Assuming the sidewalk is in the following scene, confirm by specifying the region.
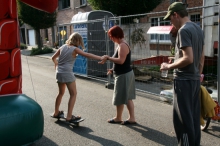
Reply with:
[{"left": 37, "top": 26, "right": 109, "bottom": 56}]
[{"left": 20, "top": 46, "right": 56, "bottom": 59}]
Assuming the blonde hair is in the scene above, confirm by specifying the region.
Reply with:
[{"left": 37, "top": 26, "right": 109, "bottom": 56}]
[{"left": 65, "top": 32, "right": 85, "bottom": 50}]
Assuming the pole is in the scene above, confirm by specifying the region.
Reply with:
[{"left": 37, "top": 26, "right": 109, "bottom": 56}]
[
  {"left": 104, "top": 16, "right": 113, "bottom": 89},
  {"left": 157, "top": 34, "right": 159, "bottom": 55},
  {"left": 202, "top": 0, "right": 205, "bottom": 30},
  {"left": 217, "top": 0, "right": 220, "bottom": 103},
  {"left": 25, "top": 24, "right": 28, "bottom": 45}
]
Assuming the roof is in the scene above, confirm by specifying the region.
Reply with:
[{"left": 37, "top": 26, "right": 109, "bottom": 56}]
[{"left": 70, "top": 10, "right": 114, "bottom": 23}]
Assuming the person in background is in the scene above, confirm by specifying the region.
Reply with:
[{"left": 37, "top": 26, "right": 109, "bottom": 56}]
[
  {"left": 168, "top": 27, "right": 178, "bottom": 63},
  {"left": 160, "top": 2, "right": 204, "bottom": 145},
  {"left": 51, "top": 32, "right": 102, "bottom": 122},
  {"left": 170, "top": 26, "right": 178, "bottom": 53},
  {"left": 100, "top": 25, "right": 136, "bottom": 125}
]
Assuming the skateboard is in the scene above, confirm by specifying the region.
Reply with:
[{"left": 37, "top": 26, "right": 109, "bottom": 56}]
[{"left": 50, "top": 112, "right": 84, "bottom": 126}]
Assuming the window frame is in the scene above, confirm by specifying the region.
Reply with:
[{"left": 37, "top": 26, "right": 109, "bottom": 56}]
[
  {"left": 190, "top": 13, "right": 201, "bottom": 27},
  {"left": 80, "top": 0, "right": 87, "bottom": 6},
  {"left": 150, "top": 13, "right": 201, "bottom": 44},
  {"left": 170, "top": 0, "right": 178, "bottom": 4},
  {"left": 150, "top": 17, "right": 171, "bottom": 44},
  {"left": 58, "top": 26, "right": 67, "bottom": 46},
  {"left": 58, "top": 0, "right": 70, "bottom": 10}
]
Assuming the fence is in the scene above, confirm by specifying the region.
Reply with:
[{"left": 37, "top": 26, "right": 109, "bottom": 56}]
[{"left": 58, "top": 10, "right": 219, "bottom": 100}]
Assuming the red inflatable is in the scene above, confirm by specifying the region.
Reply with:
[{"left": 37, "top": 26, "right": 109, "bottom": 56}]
[
  {"left": 0, "top": 1, "right": 57, "bottom": 145},
  {"left": 0, "top": 0, "right": 57, "bottom": 95}
]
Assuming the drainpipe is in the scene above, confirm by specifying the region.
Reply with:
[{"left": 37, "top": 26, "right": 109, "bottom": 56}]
[
  {"left": 25, "top": 24, "right": 28, "bottom": 45},
  {"left": 104, "top": 16, "right": 113, "bottom": 89},
  {"left": 218, "top": 0, "right": 220, "bottom": 103},
  {"left": 202, "top": 0, "right": 205, "bottom": 30}
]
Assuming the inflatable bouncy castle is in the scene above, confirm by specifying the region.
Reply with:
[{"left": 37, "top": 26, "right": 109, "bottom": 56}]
[{"left": 0, "top": 1, "right": 57, "bottom": 145}]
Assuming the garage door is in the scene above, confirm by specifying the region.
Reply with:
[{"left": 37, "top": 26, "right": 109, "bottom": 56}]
[{"left": 28, "top": 29, "right": 35, "bottom": 46}]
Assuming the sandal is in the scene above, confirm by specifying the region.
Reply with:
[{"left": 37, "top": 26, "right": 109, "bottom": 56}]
[
  {"left": 66, "top": 115, "right": 81, "bottom": 123},
  {"left": 50, "top": 111, "right": 64, "bottom": 118},
  {"left": 121, "top": 120, "right": 137, "bottom": 125},
  {"left": 108, "top": 118, "right": 122, "bottom": 124}
]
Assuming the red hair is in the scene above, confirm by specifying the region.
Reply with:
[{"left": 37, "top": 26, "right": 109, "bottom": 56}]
[{"left": 108, "top": 25, "right": 124, "bottom": 39}]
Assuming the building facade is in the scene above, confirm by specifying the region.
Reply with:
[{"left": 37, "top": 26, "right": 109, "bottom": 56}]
[
  {"left": 146, "top": 0, "right": 203, "bottom": 53},
  {"left": 40, "top": 0, "right": 92, "bottom": 48},
  {"left": 145, "top": 0, "right": 218, "bottom": 57},
  {"left": 32, "top": 0, "right": 218, "bottom": 57}
]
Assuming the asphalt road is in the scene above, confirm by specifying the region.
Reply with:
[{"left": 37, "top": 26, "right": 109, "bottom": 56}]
[{"left": 21, "top": 55, "right": 220, "bottom": 146}]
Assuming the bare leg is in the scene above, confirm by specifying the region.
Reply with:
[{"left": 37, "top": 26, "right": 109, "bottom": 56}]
[
  {"left": 108, "top": 104, "right": 124, "bottom": 122},
  {"left": 65, "top": 81, "right": 78, "bottom": 120},
  {"left": 53, "top": 83, "right": 66, "bottom": 116},
  {"left": 126, "top": 100, "right": 136, "bottom": 122}
]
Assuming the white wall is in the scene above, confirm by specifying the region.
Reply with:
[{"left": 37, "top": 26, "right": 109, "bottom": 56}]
[
  {"left": 203, "top": 0, "right": 219, "bottom": 57},
  {"left": 28, "top": 29, "right": 36, "bottom": 46}
]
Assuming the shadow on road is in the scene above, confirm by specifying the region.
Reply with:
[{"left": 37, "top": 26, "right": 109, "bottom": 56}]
[
  {"left": 31, "top": 136, "right": 58, "bottom": 146},
  {"left": 203, "top": 125, "right": 220, "bottom": 138},
  {"left": 54, "top": 120, "right": 123, "bottom": 146},
  {"left": 125, "top": 123, "right": 177, "bottom": 145}
]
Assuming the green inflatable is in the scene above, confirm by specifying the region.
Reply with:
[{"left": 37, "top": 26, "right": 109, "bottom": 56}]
[{"left": 0, "top": 94, "right": 44, "bottom": 146}]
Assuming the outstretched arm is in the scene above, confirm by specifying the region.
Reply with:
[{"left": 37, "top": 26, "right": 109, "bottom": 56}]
[{"left": 74, "top": 48, "right": 101, "bottom": 60}]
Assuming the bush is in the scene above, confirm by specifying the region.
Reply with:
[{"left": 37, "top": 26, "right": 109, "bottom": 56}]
[
  {"left": 42, "top": 46, "right": 53, "bottom": 54},
  {"left": 20, "top": 43, "right": 27, "bottom": 49},
  {"left": 148, "top": 66, "right": 160, "bottom": 72},
  {"left": 30, "top": 46, "right": 53, "bottom": 56}
]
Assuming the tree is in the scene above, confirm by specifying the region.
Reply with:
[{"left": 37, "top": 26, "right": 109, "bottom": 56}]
[
  {"left": 17, "top": 0, "right": 57, "bottom": 50},
  {"left": 87, "top": 0, "right": 162, "bottom": 16}
]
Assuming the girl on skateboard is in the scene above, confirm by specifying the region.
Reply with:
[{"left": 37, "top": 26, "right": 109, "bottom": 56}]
[{"left": 51, "top": 32, "right": 102, "bottom": 122}]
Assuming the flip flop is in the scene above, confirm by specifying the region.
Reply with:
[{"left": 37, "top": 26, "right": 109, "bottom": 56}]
[
  {"left": 108, "top": 118, "right": 122, "bottom": 124},
  {"left": 50, "top": 111, "right": 64, "bottom": 118},
  {"left": 121, "top": 120, "right": 137, "bottom": 125},
  {"left": 66, "top": 115, "right": 81, "bottom": 123}
]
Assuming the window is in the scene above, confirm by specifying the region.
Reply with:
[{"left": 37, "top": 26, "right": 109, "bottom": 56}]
[
  {"left": 150, "top": 17, "right": 171, "bottom": 43},
  {"left": 190, "top": 14, "right": 201, "bottom": 26},
  {"left": 170, "top": 0, "right": 178, "bottom": 4},
  {"left": 80, "top": 0, "right": 86, "bottom": 5},
  {"left": 44, "top": 29, "right": 48, "bottom": 41},
  {"left": 58, "top": 26, "right": 67, "bottom": 46},
  {"left": 58, "top": 0, "right": 70, "bottom": 10}
]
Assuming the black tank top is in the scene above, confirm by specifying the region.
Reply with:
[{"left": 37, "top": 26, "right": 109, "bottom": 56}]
[{"left": 112, "top": 43, "right": 132, "bottom": 75}]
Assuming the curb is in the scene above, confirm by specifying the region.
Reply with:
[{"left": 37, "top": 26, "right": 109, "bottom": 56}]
[{"left": 21, "top": 47, "right": 56, "bottom": 59}]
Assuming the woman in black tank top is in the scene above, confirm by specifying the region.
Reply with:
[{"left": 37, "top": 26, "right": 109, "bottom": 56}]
[{"left": 99, "top": 26, "right": 136, "bottom": 125}]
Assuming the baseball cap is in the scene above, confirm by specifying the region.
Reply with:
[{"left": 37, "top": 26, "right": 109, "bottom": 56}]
[{"left": 163, "top": 2, "right": 186, "bottom": 20}]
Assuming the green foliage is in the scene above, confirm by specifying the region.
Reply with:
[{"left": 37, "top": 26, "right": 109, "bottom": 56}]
[
  {"left": 87, "top": 0, "right": 162, "bottom": 16},
  {"left": 17, "top": 0, "right": 57, "bottom": 50},
  {"left": 30, "top": 46, "right": 53, "bottom": 56},
  {"left": 148, "top": 66, "right": 160, "bottom": 72},
  {"left": 18, "top": 19, "right": 24, "bottom": 26},
  {"left": 171, "top": 47, "right": 175, "bottom": 55},
  {"left": 130, "top": 28, "right": 146, "bottom": 45},
  {"left": 20, "top": 43, "right": 27, "bottom": 50},
  {"left": 17, "top": 1, "right": 57, "bottom": 30}
]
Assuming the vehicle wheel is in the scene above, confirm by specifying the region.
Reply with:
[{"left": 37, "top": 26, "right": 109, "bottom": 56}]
[{"left": 201, "top": 117, "right": 211, "bottom": 131}]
